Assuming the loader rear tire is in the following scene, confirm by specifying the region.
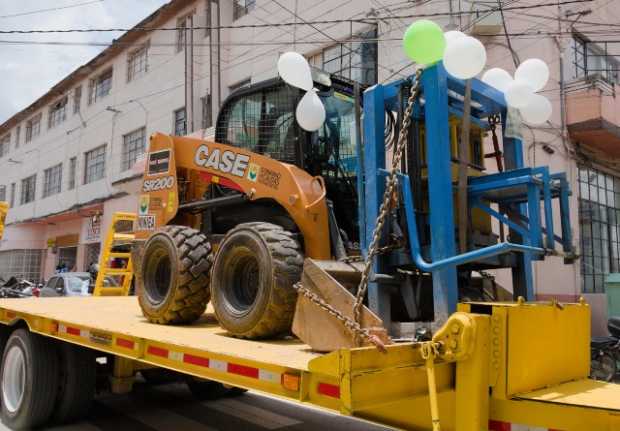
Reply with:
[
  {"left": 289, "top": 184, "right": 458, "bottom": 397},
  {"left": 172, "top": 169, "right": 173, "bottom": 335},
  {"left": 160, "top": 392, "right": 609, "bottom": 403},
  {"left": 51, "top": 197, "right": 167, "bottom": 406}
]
[
  {"left": 139, "top": 225, "right": 212, "bottom": 324},
  {"left": 211, "top": 222, "right": 302, "bottom": 339}
]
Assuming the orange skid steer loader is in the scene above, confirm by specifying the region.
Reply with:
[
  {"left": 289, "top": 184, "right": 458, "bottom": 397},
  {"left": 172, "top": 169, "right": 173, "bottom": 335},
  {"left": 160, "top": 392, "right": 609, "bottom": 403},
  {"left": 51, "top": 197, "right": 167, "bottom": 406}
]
[{"left": 133, "top": 75, "right": 382, "bottom": 349}]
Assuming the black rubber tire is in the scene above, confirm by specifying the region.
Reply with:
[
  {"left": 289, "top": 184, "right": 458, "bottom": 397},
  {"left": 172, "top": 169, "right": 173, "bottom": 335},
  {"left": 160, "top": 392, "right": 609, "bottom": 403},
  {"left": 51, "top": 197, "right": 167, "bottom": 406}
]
[
  {"left": 211, "top": 222, "right": 303, "bottom": 339},
  {"left": 0, "top": 329, "right": 60, "bottom": 429},
  {"left": 138, "top": 225, "right": 213, "bottom": 324},
  {"left": 185, "top": 376, "right": 247, "bottom": 400},
  {"left": 53, "top": 344, "right": 96, "bottom": 424}
]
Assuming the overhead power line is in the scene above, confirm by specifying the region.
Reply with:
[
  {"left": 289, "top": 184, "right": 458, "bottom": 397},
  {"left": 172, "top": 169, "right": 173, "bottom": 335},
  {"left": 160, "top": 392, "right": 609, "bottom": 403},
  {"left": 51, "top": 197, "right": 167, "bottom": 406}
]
[
  {"left": 4, "top": 29, "right": 620, "bottom": 49},
  {"left": 0, "top": 0, "right": 592, "bottom": 34},
  {"left": 0, "top": 0, "right": 103, "bottom": 19}
]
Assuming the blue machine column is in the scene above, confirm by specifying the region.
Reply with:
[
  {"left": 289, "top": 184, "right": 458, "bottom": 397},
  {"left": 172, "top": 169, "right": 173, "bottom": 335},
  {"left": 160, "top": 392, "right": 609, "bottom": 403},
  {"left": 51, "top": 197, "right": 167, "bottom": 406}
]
[
  {"left": 502, "top": 126, "right": 535, "bottom": 300},
  {"left": 421, "top": 65, "right": 458, "bottom": 320},
  {"left": 361, "top": 83, "right": 391, "bottom": 324}
]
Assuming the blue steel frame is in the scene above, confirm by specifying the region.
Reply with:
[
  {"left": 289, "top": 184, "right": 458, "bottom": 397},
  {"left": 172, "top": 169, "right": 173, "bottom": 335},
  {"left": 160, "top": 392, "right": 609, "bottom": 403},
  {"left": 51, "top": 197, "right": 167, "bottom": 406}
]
[{"left": 360, "top": 63, "right": 573, "bottom": 322}]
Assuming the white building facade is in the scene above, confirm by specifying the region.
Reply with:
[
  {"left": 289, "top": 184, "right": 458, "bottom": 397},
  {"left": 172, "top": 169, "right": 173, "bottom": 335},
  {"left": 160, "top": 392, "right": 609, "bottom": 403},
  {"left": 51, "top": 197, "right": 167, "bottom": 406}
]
[{"left": 0, "top": 0, "right": 618, "bottom": 333}]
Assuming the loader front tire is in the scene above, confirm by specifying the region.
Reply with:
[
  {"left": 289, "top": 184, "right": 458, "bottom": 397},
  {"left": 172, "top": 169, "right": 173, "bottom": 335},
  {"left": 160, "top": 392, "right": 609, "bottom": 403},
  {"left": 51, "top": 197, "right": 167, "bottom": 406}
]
[
  {"left": 211, "top": 222, "right": 302, "bottom": 339},
  {"left": 139, "top": 225, "right": 212, "bottom": 324}
]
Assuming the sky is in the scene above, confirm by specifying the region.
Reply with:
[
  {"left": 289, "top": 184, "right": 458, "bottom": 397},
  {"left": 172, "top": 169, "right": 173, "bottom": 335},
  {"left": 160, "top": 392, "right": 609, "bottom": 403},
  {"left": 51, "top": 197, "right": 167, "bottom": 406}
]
[{"left": 0, "top": 0, "right": 170, "bottom": 124}]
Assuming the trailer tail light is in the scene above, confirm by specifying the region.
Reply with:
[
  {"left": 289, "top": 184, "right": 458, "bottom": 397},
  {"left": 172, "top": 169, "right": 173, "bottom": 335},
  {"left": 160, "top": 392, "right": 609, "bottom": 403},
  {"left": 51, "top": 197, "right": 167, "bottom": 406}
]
[{"left": 281, "top": 373, "right": 300, "bottom": 392}]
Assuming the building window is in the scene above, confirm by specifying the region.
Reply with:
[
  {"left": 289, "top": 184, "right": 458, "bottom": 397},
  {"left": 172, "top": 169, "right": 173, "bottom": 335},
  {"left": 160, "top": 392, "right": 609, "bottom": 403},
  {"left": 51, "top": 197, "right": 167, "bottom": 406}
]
[
  {"left": 48, "top": 96, "right": 68, "bottom": 129},
  {"left": 122, "top": 127, "right": 146, "bottom": 171},
  {"left": 84, "top": 145, "right": 106, "bottom": 184},
  {"left": 173, "top": 108, "right": 187, "bottom": 136},
  {"left": 573, "top": 35, "right": 619, "bottom": 84},
  {"left": 0, "top": 135, "right": 10, "bottom": 158},
  {"left": 578, "top": 166, "right": 620, "bottom": 293},
  {"left": 201, "top": 94, "right": 213, "bottom": 129},
  {"left": 176, "top": 14, "right": 191, "bottom": 52},
  {"left": 20, "top": 175, "right": 36, "bottom": 205},
  {"left": 73, "top": 86, "right": 82, "bottom": 114},
  {"left": 233, "top": 0, "right": 255, "bottom": 20},
  {"left": 14, "top": 126, "right": 20, "bottom": 149},
  {"left": 88, "top": 69, "right": 113, "bottom": 105},
  {"left": 0, "top": 249, "right": 45, "bottom": 283},
  {"left": 0, "top": 186, "right": 6, "bottom": 202},
  {"left": 68, "top": 157, "right": 77, "bottom": 190},
  {"left": 42, "top": 163, "right": 62, "bottom": 198},
  {"left": 308, "top": 28, "right": 378, "bottom": 86},
  {"left": 127, "top": 43, "right": 149, "bottom": 82},
  {"left": 9, "top": 183, "right": 15, "bottom": 208},
  {"left": 25, "top": 114, "right": 42, "bottom": 143}
]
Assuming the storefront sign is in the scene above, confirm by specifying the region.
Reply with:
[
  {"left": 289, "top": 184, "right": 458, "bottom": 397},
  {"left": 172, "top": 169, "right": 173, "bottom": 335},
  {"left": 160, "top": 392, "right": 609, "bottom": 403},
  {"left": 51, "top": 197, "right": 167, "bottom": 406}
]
[{"left": 86, "top": 217, "right": 101, "bottom": 242}]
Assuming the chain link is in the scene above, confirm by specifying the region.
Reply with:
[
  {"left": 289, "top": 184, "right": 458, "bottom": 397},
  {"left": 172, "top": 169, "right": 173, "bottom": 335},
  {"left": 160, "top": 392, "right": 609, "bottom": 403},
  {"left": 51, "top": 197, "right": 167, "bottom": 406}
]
[
  {"left": 293, "top": 282, "right": 387, "bottom": 352},
  {"left": 352, "top": 69, "right": 424, "bottom": 329}
]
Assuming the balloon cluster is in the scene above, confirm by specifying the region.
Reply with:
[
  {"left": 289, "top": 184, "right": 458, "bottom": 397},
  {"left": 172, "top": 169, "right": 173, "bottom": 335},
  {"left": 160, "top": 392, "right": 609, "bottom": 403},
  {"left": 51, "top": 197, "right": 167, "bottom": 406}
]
[
  {"left": 277, "top": 52, "right": 326, "bottom": 132},
  {"left": 482, "top": 60, "right": 552, "bottom": 125},
  {"left": 402, "top": 21, "right": 486, "bottom": 79},
  {"left": 402, "top": 20, "right": 553, "bottom": 125}
]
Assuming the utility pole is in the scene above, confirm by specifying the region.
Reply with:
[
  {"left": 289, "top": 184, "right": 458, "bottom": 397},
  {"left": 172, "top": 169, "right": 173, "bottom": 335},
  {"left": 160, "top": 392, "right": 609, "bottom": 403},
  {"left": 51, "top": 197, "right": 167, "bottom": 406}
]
[{"left": 185, "top": 13, "right": 195, "bottom": 134}]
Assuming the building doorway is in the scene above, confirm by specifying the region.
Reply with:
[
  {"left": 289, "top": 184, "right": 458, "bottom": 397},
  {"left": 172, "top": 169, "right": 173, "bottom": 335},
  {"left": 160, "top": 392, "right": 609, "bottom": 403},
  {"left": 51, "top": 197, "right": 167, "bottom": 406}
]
[
  {"left": 57, "top": 247, "right": 77, "bottom": 272},
  {"left": 84, "top": 243, "right": 101, "bottom": 272}
]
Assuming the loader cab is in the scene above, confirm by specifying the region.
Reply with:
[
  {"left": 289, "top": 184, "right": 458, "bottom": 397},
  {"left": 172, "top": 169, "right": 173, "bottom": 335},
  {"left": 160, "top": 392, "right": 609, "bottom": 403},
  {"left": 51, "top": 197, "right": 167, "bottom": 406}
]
[{"left": 215, "top": 74, "right": 360, "bottom": 245}]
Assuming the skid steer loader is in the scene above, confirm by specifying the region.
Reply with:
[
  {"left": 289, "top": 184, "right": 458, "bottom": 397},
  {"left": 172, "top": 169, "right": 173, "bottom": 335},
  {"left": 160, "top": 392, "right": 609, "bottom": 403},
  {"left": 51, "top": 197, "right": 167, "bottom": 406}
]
[
  {"left": 134, "top": 72, "right": 373, "bottom": 343},
  {"left": 134, "top": 65, "right": 574, "bottom": 352}
]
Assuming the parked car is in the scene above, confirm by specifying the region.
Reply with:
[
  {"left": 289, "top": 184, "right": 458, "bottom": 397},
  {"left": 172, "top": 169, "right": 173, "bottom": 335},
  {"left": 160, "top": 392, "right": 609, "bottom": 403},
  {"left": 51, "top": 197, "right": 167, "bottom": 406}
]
[{"left": 39, "top": 273, "right": 92, "bottom": 297}]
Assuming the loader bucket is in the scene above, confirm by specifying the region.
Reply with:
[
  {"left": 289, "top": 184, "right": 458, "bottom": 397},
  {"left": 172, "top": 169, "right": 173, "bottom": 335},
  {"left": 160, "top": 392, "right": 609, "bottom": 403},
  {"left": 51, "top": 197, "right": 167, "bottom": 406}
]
[{"left": 292, "top": 259, "right": 390, "bottom": 352}]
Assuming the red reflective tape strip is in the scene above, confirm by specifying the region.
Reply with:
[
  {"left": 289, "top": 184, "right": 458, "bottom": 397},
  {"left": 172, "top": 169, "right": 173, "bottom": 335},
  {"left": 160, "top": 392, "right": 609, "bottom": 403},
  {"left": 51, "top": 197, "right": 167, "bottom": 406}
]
[
  {"left": 66, "top": 327, "right": 81, "bottom": 336},
  {"left": 317, "top": 383, "right": 340, "bottom": 399},
  {"left": 183, "top": 353, "right": 210, "bottom": 368},
  {"left": 147, "top": 346, "right": 169, "bottom": 358},
  {"left": 116, "top": 338, "right": 135, "bottom": 350},
  {"left": 227, "top": 363, "right": 259, "bottom": 379},
  {"left": 488, "top": 421, "right": 511, "bottom": 431}
]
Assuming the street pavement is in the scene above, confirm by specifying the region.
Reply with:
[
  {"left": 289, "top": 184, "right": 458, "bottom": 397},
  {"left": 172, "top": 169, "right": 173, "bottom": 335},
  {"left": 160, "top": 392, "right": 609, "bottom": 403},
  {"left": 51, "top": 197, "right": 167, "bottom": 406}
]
[{"left": 1, "top": 382, "right": 393, "bottom": 431}]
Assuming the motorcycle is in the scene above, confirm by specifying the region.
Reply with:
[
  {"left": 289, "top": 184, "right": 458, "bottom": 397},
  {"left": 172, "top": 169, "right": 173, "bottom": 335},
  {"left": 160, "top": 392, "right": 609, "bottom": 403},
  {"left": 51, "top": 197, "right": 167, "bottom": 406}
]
[
  {"left": 0, "top": 277, "right": 41, "bottom": 298},
  {"left": 590, "top": 317, "right": 620, "bottom": 382}
]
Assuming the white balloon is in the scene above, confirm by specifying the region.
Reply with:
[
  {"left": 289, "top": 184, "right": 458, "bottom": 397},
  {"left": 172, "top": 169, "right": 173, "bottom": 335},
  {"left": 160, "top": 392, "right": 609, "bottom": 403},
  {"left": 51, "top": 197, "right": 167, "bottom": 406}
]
[
  {"left": 505, "top": 80, "right": 534, "bottom": 109},
  {"left": 443, "top": 36, "right": 487, "bottom": 79},
  {"left": 444, "top": 30, "right": 466, "bottom": 44},
  {"left": 482, "top": 68, "right": 513, "bottom": 92},
  {"left": 515, "top": 58, "right": 549, "bottom": 92},
  {"left": 296, "top": 89, "right": 326, "bottom": 132},
  {"left": 277, "top": 52, "right": 313, "bottom": 91},
  {"left": 519, "top": 93, "right": 552, "bottom": 125}
]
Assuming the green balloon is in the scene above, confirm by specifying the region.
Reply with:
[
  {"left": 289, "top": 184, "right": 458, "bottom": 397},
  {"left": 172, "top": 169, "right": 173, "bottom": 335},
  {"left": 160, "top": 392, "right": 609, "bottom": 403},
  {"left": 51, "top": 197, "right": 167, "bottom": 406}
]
[{"left": 402, "top": 20, "right": 446, "bottom": 65}]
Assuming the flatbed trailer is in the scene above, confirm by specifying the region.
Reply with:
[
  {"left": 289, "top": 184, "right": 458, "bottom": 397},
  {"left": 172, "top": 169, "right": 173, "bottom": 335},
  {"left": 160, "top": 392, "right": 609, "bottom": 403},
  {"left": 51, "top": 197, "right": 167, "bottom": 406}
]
[{"left": 0, "top": 296, "right": 619, "bottom": 431}]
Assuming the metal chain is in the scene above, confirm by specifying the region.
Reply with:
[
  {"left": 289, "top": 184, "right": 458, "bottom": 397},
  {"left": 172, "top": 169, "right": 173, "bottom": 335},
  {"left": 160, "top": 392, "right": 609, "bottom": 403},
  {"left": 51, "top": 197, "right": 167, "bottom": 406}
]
[
  {"left": 352, "top": 69, "right": 424, "bottom": 327},
  {"left": 293, "top": 282, "right": 387, "bottom": 352}
]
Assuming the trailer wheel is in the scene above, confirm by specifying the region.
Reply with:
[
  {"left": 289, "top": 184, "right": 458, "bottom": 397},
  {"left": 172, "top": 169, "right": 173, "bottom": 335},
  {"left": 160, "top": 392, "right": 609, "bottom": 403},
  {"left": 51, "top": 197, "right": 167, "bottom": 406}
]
[
  {"left": 53, "top": 344, "right": 96, "bottom": 424},
  {"left": 211, "top": 222, "right": 302, "bottom": 339},
  {"left": 1, "top": 329, "right": 59, "bottom": 429},
  {"left": 185, "top": 376, "right": 247, "bottom": 400},
  {"left": 139, "top": 225, "right": 213, "bottom": 324}
]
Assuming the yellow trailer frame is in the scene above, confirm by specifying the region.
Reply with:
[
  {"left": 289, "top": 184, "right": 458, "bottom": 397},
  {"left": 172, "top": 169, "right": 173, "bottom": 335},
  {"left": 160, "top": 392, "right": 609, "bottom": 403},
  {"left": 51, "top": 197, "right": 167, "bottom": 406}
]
[{"left": 0, "top": 296, "right": 618, "bottom": 431}]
